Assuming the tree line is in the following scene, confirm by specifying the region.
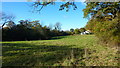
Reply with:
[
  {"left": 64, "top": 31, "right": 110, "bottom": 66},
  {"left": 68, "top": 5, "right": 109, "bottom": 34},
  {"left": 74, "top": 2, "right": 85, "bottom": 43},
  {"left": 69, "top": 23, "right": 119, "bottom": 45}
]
[
  {"left": 1, "top": 19, "right": 74, "bottom": 41},
  {"left": 1, "top": 19, "right": 90, "bottom": 41}
]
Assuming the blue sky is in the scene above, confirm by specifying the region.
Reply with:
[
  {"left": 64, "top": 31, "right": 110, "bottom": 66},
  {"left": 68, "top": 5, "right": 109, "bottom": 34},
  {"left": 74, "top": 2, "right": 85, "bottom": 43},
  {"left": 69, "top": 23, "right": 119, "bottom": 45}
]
[{"left": 2, "top": 2, "right": 88, "bottom": 31}]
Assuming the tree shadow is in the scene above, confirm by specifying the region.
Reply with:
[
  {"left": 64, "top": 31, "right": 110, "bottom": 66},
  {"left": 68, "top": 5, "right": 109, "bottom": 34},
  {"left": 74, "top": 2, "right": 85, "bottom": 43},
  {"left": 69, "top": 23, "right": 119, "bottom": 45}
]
[
  {"left": 2, "top": 42, "right": 85, "bottom": 67},
  {"left": 50, "top": 36, "right": 67, "bottom": 40}
]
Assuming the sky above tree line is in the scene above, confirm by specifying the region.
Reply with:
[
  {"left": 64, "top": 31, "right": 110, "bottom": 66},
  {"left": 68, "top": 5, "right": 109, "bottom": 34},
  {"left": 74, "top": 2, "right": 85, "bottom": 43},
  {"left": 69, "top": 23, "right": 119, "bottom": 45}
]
[{"left": 1, "top": 2, "right": 88, "bottom": 31}]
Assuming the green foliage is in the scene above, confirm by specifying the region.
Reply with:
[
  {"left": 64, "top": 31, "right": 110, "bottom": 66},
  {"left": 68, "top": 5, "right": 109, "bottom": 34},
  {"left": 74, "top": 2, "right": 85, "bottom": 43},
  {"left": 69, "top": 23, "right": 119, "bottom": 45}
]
[
  {"left": 64, "top": 30, "right": 72, "bottom": 35},
  {"left": 32, "top": 1, "right": 77, "bottom": 12},
  {"left": 74, "top": 28, "right": 80, "bottom": 34},
  {"left": 86, "top": 18, "right": 120, "bottom": 46},
  {"left": 59, "top": 2, "right": 77, "bottom": 12},
  {"left": 70, "top": 28, "right": 74, "bottom": 35},
  {"left": 83, "top": 2, "right": 120, "bottom": 46},
  {"left": 83, "top": 2, "right": 120, "bottom": 19},
  {"left": 70, "top": 28, "right": 74, "bottom": 32},
  {"left": 79, "top": 28, "right": 86, "bottom": 33}
]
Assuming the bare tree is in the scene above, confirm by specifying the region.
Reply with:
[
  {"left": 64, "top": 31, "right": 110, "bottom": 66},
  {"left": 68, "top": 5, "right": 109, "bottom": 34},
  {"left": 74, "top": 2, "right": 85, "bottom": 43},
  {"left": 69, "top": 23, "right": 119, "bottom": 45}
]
[
  {"left": 0, "top": 12, "right": 15, "bottom": 28},
  {"left": 6, "top": 21, "right": 15, "bottom": 28},
  {"left": 54, "top": 22, "right": 62, "bottom": 31}
]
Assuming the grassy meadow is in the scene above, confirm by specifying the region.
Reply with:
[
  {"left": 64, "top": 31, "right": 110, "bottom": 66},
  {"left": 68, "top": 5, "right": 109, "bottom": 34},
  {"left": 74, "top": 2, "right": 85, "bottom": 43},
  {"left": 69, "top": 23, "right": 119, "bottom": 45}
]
[{"left": 2, "top": 35, "right": 119, "bottom": 66}]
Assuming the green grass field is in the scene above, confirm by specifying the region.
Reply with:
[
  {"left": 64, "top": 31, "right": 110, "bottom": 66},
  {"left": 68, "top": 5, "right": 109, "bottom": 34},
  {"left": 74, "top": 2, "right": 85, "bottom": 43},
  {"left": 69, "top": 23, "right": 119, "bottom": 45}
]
[{"left": 2, "top": 35, "right": 119, "bottom": 66}]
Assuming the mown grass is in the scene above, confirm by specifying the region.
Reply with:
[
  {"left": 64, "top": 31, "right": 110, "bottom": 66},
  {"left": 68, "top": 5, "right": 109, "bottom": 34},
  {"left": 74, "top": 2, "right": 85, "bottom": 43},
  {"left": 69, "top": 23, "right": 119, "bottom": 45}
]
[{"left": 1, "top": 35, "right": 119, "bottom": 67}]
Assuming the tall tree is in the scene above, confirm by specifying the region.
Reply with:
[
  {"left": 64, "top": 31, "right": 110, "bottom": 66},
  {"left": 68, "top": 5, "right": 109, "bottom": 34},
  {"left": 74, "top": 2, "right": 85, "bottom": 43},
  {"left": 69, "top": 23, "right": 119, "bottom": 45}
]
[
  {"left": 70, "top": 28, "right": 74, "bottom": 32},
  {"left": 74, "top": 28, "right": 80, "bottom": 34}
]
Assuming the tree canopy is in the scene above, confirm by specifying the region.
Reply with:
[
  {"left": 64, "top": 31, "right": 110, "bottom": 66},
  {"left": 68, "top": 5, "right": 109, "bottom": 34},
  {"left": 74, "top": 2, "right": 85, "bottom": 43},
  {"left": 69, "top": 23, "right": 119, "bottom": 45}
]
[{"left": 83, "top": 2, "right": 120, "bottom": 20}]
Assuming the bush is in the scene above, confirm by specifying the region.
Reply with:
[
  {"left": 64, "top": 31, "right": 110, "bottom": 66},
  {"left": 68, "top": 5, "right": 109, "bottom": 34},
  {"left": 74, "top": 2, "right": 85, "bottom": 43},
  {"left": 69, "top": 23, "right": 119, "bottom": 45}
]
[
  {"left": 74, "top": 28, "right": 80, "bottom": 34},
  {"left": 79, "top": 28, "right": 86, "bottom": 33},
  {"left": 86, "top": 18, "right": 120, "bottom": 46}
]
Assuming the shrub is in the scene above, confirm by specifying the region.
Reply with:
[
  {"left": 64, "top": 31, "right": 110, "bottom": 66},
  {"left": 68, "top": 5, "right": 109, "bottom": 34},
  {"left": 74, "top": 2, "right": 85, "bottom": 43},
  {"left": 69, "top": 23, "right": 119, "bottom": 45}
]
[
  {"left": 74, "top": 28, "right": 80, "bottom": 34},
  {"left": 79, "top": 28, "right": 86, "bottom": 33},
  {"left": 86, "top": 18, "right": 120, "bottom": 46}
]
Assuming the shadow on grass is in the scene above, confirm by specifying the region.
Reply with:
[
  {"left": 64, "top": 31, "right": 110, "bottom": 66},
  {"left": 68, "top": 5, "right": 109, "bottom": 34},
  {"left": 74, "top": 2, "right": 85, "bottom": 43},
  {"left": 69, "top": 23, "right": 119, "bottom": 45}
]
[
  {"left": 2, "top": 43, "right": 85, "bottom": 67},
  {"left": 50, "top": 36, "right": 67, "bottom": 40}
]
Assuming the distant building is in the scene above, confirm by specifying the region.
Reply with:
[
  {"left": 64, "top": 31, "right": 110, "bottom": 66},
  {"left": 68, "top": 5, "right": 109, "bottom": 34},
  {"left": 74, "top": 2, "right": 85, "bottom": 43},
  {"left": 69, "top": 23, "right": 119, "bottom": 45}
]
[{"left": 80, "top": 30, "right": 91, "bottom": 35}]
